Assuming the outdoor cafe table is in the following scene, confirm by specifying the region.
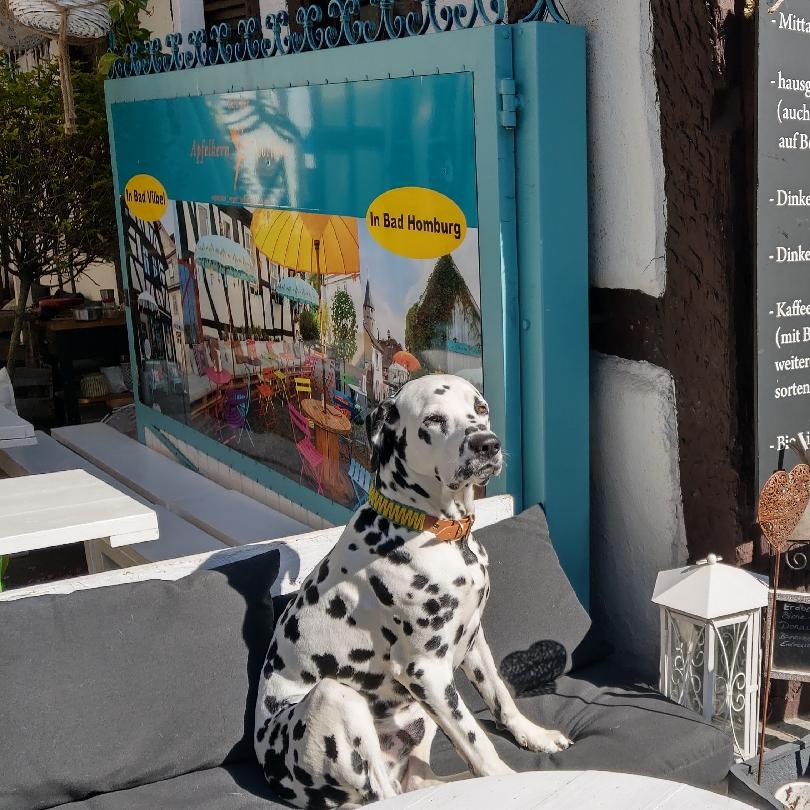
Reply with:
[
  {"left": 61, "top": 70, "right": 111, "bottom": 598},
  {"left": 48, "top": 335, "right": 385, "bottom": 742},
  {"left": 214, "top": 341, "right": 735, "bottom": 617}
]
[
  {"left": 370, "top": 771, "right": 753, "bottom": 809},
  {"left": 300, "top": 398, "right": 352, "bottom": 501},
  {"left": 0, "top": 470, "right": 159, "bottom": 582}
]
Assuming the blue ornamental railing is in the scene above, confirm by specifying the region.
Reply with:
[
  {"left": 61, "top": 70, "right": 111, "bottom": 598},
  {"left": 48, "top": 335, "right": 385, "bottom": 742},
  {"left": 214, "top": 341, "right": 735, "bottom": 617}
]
[{"left": 107, "top": 0, "right": 568, "bottom": 78}]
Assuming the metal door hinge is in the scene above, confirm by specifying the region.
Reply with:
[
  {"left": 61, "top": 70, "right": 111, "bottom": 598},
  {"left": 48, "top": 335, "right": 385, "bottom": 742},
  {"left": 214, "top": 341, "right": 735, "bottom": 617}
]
[{"left": 499, "top": 78, "right": 520, "bottom": 129}]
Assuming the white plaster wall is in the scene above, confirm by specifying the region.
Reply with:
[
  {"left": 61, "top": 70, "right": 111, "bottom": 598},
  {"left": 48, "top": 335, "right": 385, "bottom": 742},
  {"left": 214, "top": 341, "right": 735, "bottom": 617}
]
[
  {"left": 142, "top": 0, "right": 204, "bottom": 41},
  {"left": 564, "top": 0, "right": 667, "bottom": 296},
  {"left": 590, "top": 352, "right": 687, "bottom": 677}
]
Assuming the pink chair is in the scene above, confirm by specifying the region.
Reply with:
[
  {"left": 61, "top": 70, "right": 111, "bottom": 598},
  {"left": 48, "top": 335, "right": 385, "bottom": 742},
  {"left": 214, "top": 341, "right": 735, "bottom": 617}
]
[{"left": 288, "top": 402, "right": 324, "bottom": 494}]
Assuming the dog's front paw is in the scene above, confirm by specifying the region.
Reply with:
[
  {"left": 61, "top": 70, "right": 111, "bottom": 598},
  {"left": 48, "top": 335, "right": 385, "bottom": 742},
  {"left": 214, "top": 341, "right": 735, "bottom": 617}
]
[{"left": 513, "top": 723, "right": 572, "bottom": 753}]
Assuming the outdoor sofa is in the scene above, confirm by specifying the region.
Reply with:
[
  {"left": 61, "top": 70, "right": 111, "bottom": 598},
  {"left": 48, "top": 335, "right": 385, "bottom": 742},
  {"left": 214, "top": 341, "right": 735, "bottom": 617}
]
[{"left": 0, "top": 502, "right": 733, "bottom": 810}]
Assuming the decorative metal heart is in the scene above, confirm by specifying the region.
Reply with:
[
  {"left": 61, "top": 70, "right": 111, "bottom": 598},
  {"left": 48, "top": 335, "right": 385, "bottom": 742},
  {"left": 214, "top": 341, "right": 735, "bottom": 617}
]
[{"left": 758, "top": 464, "right": 810, "bottom": 550}]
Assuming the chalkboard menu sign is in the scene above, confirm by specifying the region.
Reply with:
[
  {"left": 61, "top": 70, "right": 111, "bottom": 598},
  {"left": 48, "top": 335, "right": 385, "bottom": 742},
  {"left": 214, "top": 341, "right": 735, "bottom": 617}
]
[
  {"left": 757, "top": 0, "right": 810, "bottom": 485},
  {"left": 773, "top": 597, "right": 810, "bottom": 675}
]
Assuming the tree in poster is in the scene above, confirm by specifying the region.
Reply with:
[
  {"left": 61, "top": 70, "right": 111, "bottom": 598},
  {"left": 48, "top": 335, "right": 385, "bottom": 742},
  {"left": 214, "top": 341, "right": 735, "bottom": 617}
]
[
  {"left": 0, "top": 62, "right": 116, "bottom": 374},
  {"left": 331, "top": 289, "right": 358, "bottom": 368}
]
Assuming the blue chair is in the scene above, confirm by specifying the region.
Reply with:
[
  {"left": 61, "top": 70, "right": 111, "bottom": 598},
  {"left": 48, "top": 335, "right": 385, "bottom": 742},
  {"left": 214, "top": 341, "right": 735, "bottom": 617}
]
[{"left": 348, "top": 458, "right": 371, "bottom": 508}]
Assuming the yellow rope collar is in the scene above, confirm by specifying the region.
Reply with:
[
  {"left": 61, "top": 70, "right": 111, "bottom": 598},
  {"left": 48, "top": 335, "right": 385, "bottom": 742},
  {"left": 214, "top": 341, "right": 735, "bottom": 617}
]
[{"left": 367, "top": 486, "right": 475, "bottom": 541}]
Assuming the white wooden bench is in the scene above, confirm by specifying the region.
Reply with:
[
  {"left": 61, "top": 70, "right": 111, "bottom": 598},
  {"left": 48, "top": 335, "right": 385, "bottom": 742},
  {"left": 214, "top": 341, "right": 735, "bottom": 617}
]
[
  {"left": 0, "top": 404, "right": 36, "bottom": 450},
  {"left": 0, "top": 494, "right": 514, "bottom": 602},
  {"left": 52, "top": 423, "right": 310, "bottom": 545},
  {"left": 0, "top": 431, "right": 227, "bottom": 571}
]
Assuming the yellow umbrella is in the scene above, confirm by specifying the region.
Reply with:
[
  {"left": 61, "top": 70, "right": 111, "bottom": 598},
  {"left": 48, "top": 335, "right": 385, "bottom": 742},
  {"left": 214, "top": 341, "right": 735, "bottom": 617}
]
[
  {"left": 250, "top": 210, "right": 359, "bottom": 278},
  {"left": 251, "top": 210, "right": 360, "bottom": 408}
]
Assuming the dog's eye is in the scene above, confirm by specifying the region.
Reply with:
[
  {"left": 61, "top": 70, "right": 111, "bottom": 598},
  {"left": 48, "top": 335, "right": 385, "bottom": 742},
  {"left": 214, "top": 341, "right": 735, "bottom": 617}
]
[
  {"left": 474, "top": 401, "right": 489, "bottom": 416},
  {"left": 423, "top": 413, "right": 446, "bottom": 427}
]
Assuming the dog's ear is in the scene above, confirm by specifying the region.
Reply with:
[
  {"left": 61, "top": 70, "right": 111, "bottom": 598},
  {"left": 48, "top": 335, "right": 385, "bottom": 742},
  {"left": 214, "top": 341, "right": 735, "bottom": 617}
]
[{"left": 365, "top": 396, "right": 398, "bottom": 470}]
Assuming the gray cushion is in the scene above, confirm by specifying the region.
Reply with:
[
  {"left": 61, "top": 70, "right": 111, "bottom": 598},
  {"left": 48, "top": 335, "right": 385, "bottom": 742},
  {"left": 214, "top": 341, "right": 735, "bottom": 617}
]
[
  {"left": 434, "top": 660, "right": 734, "bottom": 787},
  {"left": 460, "top": 506, "right": 608, "bottom": 710},
  {"left": 52, "top": 762, "right": 290, "bottom": 810},
  {"left": 0, "top": 550, "right": 280, "bottom": 810}
]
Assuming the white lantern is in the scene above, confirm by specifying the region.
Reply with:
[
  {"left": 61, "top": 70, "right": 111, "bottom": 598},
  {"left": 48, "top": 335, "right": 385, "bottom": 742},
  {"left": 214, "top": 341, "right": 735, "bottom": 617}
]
[{"left": 652, "top": 554, "right": 769, "bottom": 760}]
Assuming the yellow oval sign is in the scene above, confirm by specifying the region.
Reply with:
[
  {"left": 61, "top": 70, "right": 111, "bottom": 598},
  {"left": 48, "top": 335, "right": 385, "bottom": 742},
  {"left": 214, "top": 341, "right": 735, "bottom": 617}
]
[
  {"left": 124, "top": 174, "right": 168, "bottom": 222},
  {"left": 366, "top": 187, "right": 467, "bottom": 259}
]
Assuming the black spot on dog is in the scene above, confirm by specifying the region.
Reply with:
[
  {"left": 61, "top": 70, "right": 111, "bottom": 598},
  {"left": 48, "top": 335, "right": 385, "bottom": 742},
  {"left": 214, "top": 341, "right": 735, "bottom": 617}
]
[
  {"left": 347, "top": 617, "right": 357, "bottom": 626},
  {"left": 493, "top": 697, "right": 503, "bottom": 723},
  {"left": 256, "top": 718, "right": 271, "bottom": 742},
  {"left": 351, "top": 750, "right": 365, "bottom": 775},
  {"left": 423, "top": 598, "right": 441, "bottom": 615},
  {"left": 323, "top": 735, "right": 339, "bottom": 762},
  {"left": 410, "top": 682, "right": 427, "bottom": 701},
  {"left": 326, "top": 595, "right": 347, "bottom": 619},
  {"left": 354, "top": 507, "right": 376, "bottom": 534},
  {"left": 264, "top": 695, "right": 281, "bottom": 715},
  {"left": 311, "top": 653, "right": 339, "bottom": 678},
  {"left": 412, "top": 574, "right": 428, "bottom": 590},
  {"left": 293, "top": 764, "right": 314, "bottom": 786},
  {"left": 454, "top": 625, "right": 465, "bottom": 644},
  {"left": 417, "top": 617, "right": 430, "bottom": 627},
  {"left": 296, "top": 596, "right": 304, "bottom": 609},
  {"left": 348, "top": 543, "right": 358, "bottom": 551},
  {"left": 434, "top": 388, "right": 446, "bottom": 395},
  {"left": 305, "top": 784, "right": 349, "bottom": 806},
  {"left": 426, "top": 584, "right": 440, "bottom": 594},
  {"left": 284, "top": 615, "right": 300, "bottom": 642},
  {"left": 341, "top": 567, "right": 348, "bottom": 575},
  {"left": 337, "top": 665, "right": 355, "bottom": 679},
  {"left": 437, "top": 644, "right": 449, "bottom": 658},
  {"left": 349, "top": 648, "right": 375, "bottom": 663},
  {"left": 459, "top": 538, "right": 478, "bottom": 566},
  {"left": 392, "top": 680, "right": 410, "bottom": 696},
  {"left": 468, "top": 730, "right": 476, "bottom": 743},
  {"left": 272, "top": 652, "right": 285, "bottom": 671},
  {"left": 425, "top": 635, "right": 441, "bottom": 651},
  {"left": 353, "top": 736, "right": 361, "bottom": 747},
  {"left": 377, "top": 517, "right": 390, "bottom": 534},
  {"left": 406, "top": 662, "right": 424, "bottom": 679},
  {"left": 293, "top": 720, "right": 306, "bottom": 740},
  {"left": 305, "top": 584, "right": 320, "bottom": 604},
  {"left": 381, "top": 626, "right": 398, "bottom": 645},
  {"left": 403, "top": 717, "right": 426, "bottom": 746},
  {"left": 393, "top": 617, "right": 402, "bottom": 624},
  {"left": 263, "top": 747, "right": 290, "bottom": 782},
  {"left": 364, "top": 531, "right": 382, "bottom": 547},
  {"left": 316, "top": 560, "right": 329, "bottom": 583},
  {"left": 376, "top": 536, "right": 404, "bottom": 555},
  {"left": 403, "top": 621, "right": 414, "bottom": 635},
  {"left": 369, "top": 575, "right": 395, "bottom": 606},
  {"left": 354, "top": 671, "right": 385, "bottom": 691},
  {"left": 445, "top": 684, "right": 459, "bottom": 710},
  {"left": 453, "top": 576, "right": 466, "bottom": 586},
  {"left": 386, "top": 403, "right": 400, "bottom": 424},
  {"left": 301, "top": 670, "right": 316, "bottom": 684},
  {"left": 418, "top": 427, "right": 432, "bottom": 444},
  {"left": 431, "top": 615, "right": 447, "bottom": 630},
  {"left": 388, "top": 549, "right": 412, "bottom": 566}
]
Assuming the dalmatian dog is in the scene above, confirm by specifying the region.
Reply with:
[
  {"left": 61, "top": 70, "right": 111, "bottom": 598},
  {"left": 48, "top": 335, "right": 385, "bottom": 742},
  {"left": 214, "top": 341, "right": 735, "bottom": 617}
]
[{"left": 255, "top": 374, "right": 571, "bottom": 808}]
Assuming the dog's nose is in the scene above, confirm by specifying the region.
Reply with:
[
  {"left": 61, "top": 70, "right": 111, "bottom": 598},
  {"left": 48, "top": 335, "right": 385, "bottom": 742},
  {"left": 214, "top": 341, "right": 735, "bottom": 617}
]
[{"left": 468, "top": 432, "right": 501, "bottom": 457}]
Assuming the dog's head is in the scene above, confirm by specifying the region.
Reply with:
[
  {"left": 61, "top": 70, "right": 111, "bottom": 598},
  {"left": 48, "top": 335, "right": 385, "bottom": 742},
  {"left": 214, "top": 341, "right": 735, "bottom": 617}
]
[{"left": 366, "top": 374, "right": 503, "bottom": 490}]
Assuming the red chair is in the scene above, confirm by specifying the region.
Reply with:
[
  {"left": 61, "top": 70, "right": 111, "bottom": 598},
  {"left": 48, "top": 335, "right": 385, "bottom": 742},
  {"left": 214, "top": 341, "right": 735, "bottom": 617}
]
[{"left": 288, "top": 402, "right": 324, "bottom": 494}]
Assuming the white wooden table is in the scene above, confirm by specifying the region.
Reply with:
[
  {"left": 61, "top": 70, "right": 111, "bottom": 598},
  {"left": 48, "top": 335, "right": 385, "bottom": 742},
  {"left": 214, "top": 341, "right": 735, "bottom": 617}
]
[
  {"left": 369, "top": 772, "right": 750, "bottom": 809},
  {"left": 0, "top": 469, "right": 159, "bottom": 556},
  {"left": 0, "top": 404, "right": 35, "bottom": 450}
]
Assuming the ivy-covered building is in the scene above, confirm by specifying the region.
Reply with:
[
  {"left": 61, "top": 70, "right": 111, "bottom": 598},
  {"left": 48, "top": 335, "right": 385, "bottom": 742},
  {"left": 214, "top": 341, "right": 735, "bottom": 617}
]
[{"left": 405, "top": 254, "right": 482, "bottom": 376}]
